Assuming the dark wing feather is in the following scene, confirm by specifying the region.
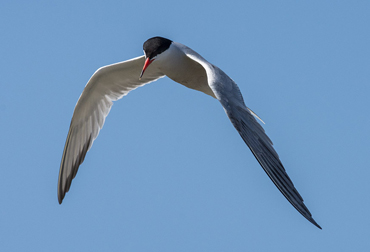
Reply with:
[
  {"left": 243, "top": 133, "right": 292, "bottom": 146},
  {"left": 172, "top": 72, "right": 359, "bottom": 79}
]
[{"left": 184, "top": 49, "right": 321, "bottom": 229}]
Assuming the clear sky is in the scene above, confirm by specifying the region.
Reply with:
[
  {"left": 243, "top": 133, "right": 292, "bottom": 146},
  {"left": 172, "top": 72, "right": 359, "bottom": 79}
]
[{"left": 1, "top": 1, "right": 369, "bottom": 251}]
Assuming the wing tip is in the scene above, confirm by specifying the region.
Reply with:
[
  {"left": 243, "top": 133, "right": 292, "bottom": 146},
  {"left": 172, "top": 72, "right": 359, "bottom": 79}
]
[
  {"left": 309, "top": 218, "right": 322, "bottom": 229},
  {"left": 58, "top": 195, "right": 64, "bottom": 204},
  {"left": 57, "top": 182, "right": 66, "bottom": 204},
  {"left": 57, "top": 131, "right": 93, "bottom": 205}
]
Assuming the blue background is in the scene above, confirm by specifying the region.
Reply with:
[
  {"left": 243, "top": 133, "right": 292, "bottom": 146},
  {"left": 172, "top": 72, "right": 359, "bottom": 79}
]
[{"left": 1, "top": 1, "right": 369, "bottom": 251}]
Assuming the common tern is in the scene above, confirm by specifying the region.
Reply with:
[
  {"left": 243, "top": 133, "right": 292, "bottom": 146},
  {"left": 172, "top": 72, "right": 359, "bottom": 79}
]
[{"left": 58, "top": 36, "right": 321, "bottom": 229}]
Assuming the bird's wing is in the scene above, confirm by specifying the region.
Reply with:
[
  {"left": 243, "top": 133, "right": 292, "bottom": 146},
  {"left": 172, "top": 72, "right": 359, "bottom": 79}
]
[
  {"left": 58, "top": 55, "right": 165, "bottom": 203},
  {"left": 183, "top": 46, "right": 321, "bottom": 229}
]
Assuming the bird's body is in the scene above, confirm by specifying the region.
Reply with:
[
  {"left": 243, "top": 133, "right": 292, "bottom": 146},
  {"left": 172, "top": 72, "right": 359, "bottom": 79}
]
[
  {"left": 58, "top": 37, "right": 321, "bottom": 229},
  {"left": 151, "top": 42, "right": 215, "bottom": 97}
]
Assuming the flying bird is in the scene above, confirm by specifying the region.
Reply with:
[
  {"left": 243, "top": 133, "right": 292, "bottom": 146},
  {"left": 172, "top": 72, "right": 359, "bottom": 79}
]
[{"left": 58, "top": 36, "right": 321, "bottom": 229}]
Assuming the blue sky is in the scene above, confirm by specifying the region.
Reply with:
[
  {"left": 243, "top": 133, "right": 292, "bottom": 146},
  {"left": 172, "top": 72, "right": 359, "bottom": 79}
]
[{"left": 1, "top": 1, "right": 370, "bottom": 251}]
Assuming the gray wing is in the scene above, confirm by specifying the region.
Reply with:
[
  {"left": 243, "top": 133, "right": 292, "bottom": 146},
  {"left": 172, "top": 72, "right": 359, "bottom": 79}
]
[
  {"left": 184, "top": 48, "right": 321, "bottom": 229},
  {"left": 58, "top": 55, "right": 165, "bottom": 204}
]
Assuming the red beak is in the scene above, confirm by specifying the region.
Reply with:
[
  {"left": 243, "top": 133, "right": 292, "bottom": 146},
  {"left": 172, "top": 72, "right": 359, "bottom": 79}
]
[{"left": 139, "top": 58, "right": 154, "bottom": 80}]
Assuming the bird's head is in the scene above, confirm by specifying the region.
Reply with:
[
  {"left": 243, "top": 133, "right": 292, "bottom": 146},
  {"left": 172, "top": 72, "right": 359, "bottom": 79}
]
[{"left": 139, "top": 36, "right": 172, "bottom": 79}]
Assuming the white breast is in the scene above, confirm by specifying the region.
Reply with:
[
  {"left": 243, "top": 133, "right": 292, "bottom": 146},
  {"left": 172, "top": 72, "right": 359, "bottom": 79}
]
[{"left": 154, "top": 43, "right": 216, "bottom": 98}]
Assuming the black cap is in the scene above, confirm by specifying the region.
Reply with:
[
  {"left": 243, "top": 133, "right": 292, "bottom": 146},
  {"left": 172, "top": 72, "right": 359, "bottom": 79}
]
[{"left": 143, "top": 37, "right": 172, "bottom": 59}]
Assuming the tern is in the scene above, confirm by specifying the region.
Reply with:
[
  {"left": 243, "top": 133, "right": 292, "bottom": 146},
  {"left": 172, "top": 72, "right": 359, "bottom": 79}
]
[{"left": 58, "top": 36, "right": 321, "bottom": 229}]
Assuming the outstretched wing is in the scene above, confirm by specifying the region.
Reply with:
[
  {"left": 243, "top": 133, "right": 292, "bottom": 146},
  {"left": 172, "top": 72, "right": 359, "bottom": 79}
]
[
  {"left": 58, "top": 56, "right": 165, "bottom": 203},
  {"left": 183, "top": 46, "right": 321, "bottom": 229}
]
